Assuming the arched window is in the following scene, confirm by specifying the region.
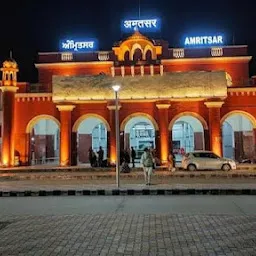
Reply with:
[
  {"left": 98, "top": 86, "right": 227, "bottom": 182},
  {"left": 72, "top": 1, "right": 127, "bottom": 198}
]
[
  {"left": 133, "top": 48, "right": 142, "bottom": 62},
  {"left": 145, "top": 50, "right": 152, "bottom": 62},
  {"left": 124, "top": 51, "right": 129, "bottom": 61}
]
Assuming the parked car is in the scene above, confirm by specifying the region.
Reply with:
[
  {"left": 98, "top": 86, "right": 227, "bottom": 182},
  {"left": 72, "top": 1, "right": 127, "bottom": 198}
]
[{"left": 181, "top": 151, "right": 236, "bottom": 171}]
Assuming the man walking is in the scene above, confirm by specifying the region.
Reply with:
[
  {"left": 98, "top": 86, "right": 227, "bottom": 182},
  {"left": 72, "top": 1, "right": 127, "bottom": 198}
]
[{"left": 140, "top": 148, "right": 154, "bottom": 185}]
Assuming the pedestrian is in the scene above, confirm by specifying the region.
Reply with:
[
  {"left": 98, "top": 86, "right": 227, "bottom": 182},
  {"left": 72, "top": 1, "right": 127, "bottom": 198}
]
[
  {"left": 124, "top": 149, "right": 130, "bottom": 164},
  {"left": 97, "top": 146, "right": 104, "bottom": 167},
  {"left": 168, "top": 151, "right": 175, "bottom": 172},
  {"left": 88, "top": 147, "right": 94, "bottom": 167},
  {"left": 92, "top": 151, "right": 97, "bottom": 167},
  {"left": 131, "top": 147, "right": 136, "bottom": 168},
  {"left": 141, "top": 148, "right": 154, "bottom": 185}
]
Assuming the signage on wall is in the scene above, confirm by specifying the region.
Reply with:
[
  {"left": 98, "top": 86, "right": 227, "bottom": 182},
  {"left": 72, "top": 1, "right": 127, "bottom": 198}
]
[
  {"left": 121, "top": 18, "right": 161, "bottom": 33},
  {"left": 60, "top": 39, "right": 98, "bottom": 52},
  {"left": 184, "top": 35, "right": 224, "bottom": 46}
]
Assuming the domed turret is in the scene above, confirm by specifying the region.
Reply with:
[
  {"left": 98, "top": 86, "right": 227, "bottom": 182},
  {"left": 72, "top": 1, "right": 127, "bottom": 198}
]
[
  {"left": 1, "top": 53, "right": 19, "bottom": 87},
  {"left": 3, "top": 58, "right": 18, "bottom": 69}
]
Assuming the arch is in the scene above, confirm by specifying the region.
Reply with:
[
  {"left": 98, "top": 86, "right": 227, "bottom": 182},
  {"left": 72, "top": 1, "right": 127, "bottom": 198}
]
[
  {"left": 124, "top": 50, "right": 130, "bottom": 61},
  {"left": 122, "top": 45, "right": 130, "bottom": 61},
  {"left": 143, "top": 44, "right": 154, "bottom": 60},
  {"left": 120, "top": 112, "right": 159, "bottom": 132},
  {"left": 72, "top": 114, "right": 110, "bottom": 132},
  {"left": 130, "top": 43, "right": 143, "bottom": 60},
  {"left": 26, "top": 115, "right": 60, "bottom": 134},
  {"left": 133, "top": 48, "right": 143, "bottom": 62},
  {"left": 169, "top": 112, "right": 208, "bottom": 131},
  {"left": 221, "top": 110, "right": 256, "bottom": 129}
]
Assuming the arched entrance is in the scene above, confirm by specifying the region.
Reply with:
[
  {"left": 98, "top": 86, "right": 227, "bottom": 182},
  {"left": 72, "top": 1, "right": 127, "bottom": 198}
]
[
  {"left": 170, "top": 114, "right": 205, "bottom": 162},
  {"left": 26, "top": 116, "right": 60, "bottom": 165},
  {"left": 121, "top": 114, "right": 158, "bottom": 162},
  {"left": 73, "top": 115, "right": 109, "bottom": 165},
  {"left": 221, "top": 112, "right": 256, "bottom": 162}
]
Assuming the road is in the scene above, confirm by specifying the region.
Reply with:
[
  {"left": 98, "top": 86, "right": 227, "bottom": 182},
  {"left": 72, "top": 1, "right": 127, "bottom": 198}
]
[{"left": 0, "top": 196, "right": 256, "bottom": 255}]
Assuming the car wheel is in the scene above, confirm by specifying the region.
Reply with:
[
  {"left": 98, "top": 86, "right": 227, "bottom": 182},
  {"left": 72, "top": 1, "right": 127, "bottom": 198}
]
[
  {"left": 222, "top": 164, "right": 231, "bottom": 171},
  {"left": 187, "top": 164, "right": 197, "bottom": 171}
]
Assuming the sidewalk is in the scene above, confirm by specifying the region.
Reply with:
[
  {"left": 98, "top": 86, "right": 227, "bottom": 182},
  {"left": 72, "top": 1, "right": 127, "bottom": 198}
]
[{"left": 1, "top": 178, "right": 256, "bottom": 196}]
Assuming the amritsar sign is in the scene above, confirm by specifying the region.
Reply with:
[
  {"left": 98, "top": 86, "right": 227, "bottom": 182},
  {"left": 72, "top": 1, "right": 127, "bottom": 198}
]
[
  {"left": 60, "top": 39, "right": 97, "bottom": 52},
  {"left": 121, "top": 18, "right": 161, "bottom": 33},
  {"left": 184, "top": 35, "right": 224, "bottom": 46}
]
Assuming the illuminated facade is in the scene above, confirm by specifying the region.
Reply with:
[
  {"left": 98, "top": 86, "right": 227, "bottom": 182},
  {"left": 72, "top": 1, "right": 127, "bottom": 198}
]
[{"left": 1, "top": 30, "right": 256, "bottom": 167}]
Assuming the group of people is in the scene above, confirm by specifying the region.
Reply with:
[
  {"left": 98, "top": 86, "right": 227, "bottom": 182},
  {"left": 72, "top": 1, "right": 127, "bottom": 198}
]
[
  {"left": 120, "top": 147, "right": 136, "bottom": 173},
  {"left": 88, "top": 146, "right": 105, "bottom": 167},
  {"left": 88, "top": 145, "right": 176, "bottom": 186}
]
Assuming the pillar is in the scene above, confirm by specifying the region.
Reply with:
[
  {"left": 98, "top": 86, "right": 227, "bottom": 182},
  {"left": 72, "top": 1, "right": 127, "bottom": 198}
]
[
  {"left": 156, "top": 103, "right": 171, "bottom": 164},
  {"left": 107, "top": 105, "right": 121, "bottom": 164},
  {"left": 253, "top": 129, "right": 256, "bottom": 161},
  {"left": 204, "top": 129, "right": 210, "bottom": 150},
  {"left": 204, "top": 101, "right": 224, "bottom": 156},
  {"left": 57, "top": 105, "right": 75, "bottom": 166},
  {"left": 0, "top": 86, "right": 18, "bottom": 166}
]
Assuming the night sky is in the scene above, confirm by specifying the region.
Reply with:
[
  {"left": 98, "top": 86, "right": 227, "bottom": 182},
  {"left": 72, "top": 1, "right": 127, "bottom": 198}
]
[{"left": 1, "top": 0, "right": 254, "bottom": 83}]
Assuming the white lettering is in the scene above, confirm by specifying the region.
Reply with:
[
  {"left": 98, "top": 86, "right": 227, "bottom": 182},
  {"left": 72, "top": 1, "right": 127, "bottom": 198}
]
[
  {"left": 184, "top": 37, "right": 190, "bottom": 45},
  {"left": 217, "top": 36, "right": 223, "bottom": 44},
  {"left": 196, "top": 37, "right": 201, "bottom": 44},
  {"left": 124, "top": 20, "right": 132, "bottom": 28},
  {"left": 61, "top": 40, "right": 95, "bottom": 52},
  {"left": 184, "top": 35, "right": 224, "bottom": 45},
  {"left": 123, "top": 19, "right": 158, "bottom": 30},
  {"left": 212, "top": 36, "right": 218, "bottom": 44}
]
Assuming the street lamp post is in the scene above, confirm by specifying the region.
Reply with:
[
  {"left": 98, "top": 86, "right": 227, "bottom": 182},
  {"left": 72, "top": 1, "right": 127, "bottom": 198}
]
[{"left": 112, "top": 85, "right": 120, "bottom": 188}]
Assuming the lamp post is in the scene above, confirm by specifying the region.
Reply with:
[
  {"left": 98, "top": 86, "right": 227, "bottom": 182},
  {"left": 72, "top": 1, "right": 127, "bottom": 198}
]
[{"left": 112, "top": 85, "right": 121, "bottom": 188}]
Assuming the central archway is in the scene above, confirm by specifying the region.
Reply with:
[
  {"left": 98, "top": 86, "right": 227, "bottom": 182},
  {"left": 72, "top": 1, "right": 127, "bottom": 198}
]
[
  {"left": 72, "top": 114, "right": 110, "bottom": 166},
  {"left": 121, "top": 113, "right": 159, "bottom": 162},
  {"left": 169, "top": 113, "right": 206, "bottom": 162}
]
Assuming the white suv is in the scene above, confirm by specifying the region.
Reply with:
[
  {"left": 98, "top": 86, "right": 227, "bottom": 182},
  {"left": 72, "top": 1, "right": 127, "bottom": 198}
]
[{"left": 181, "top": 151, "right": 236, "bottom": 171}]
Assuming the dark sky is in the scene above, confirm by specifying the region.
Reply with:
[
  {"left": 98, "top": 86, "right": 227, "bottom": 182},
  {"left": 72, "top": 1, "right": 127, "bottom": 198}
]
[{"left": 1, "top": 0, "right": 254, "bottom": 83}]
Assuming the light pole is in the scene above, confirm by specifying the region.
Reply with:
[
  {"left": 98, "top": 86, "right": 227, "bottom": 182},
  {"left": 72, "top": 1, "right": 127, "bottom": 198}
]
[{"left": 112, "top": 85, "right": 121, "bottom": 188}]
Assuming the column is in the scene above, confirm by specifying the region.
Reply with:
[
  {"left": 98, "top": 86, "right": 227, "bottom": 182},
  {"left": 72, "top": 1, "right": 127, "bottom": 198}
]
[
  {"left": 204, "top": 101, "right": 224, "bottom": 156},
  {"left": 107, "top": 105, "right": 121, "bottom": 164},
  {"left": 57, "top": 105, "right": 75, "bottom": 166},
  {"left": 156, "top": 103, "right": 171, "bottom": 164},
  {"left": 253, "top": 129, "right": 256, "bottom": 159},
  {"left": 0, "top": 86, "right": 18, "bottom": 166}
]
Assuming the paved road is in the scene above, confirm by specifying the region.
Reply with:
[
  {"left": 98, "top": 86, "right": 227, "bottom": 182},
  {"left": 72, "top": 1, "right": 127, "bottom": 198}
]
[{"left": 1, "top": 196, "right": 256, "bottom": 255}]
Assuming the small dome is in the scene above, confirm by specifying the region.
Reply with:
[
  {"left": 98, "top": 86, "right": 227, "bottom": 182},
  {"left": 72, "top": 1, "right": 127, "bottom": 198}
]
[
  {"left": 127, "top": 30, "right": 149, "bottom": 41},
  {"left": 3, "top": 58, "right": 18, "bottom": 69}
]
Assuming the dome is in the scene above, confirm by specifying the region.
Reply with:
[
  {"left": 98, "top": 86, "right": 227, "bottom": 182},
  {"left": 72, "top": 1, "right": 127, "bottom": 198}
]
[
  {"left": 3, "top": 58, "right": 18, "bottom": 69},
  {"left": 126, "top": 30, "right": 150, "bottom": 41}
]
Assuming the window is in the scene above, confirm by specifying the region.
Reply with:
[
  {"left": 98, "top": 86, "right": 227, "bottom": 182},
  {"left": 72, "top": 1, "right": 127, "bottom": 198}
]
[
  {"left": 173, "top": 48, "right": 185, "bottom": 58},
  {"left": 61, "top": 53, "right": 73, "bottom": 61},
  {"left": 211, "top": 47, "right": 223, "bottom": 57}
]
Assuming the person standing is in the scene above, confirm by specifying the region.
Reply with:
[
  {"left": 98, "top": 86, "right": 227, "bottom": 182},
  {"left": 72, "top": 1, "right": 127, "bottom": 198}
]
[
  {"left": 168, "top": 151, "right": 176, "bottom": 172},
  {"left": 131, "top": 147, "right": 136, "bottom": 168},
  {"left": 88, "top": 147, "right": 94, "bottom": 167},
  {"left": 141, "top": 148, "right": 154, "bottom": 185},
  {"left": 97, "top": 146, "right": 104, "bottom": 167}
]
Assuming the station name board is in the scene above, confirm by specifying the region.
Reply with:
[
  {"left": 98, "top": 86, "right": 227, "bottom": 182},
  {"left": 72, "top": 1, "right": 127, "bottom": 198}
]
[
  {"left": 184, "top": 35, "right": 224, "bottom": 46},
  {"left": 60, "top": 39, "right": 97, "bottom": 52},
  {"left": 122, "top": 18, "right": 161, "bottom": 33}
]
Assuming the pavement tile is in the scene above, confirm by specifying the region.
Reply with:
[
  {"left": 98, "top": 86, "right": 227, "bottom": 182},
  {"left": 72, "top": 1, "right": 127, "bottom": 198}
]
[{"left": 0, "top": 214, "right": 256, "bottom": 255}]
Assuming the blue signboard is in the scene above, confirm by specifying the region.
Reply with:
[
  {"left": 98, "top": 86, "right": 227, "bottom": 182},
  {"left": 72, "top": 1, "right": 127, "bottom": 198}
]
[
  {"left": 121, "top": 18, "right": 161, "bottom": 33},
  {"left": 60, "top": 39, "right": 98, "bottom": 52},
  {"left": 184, "top": 35, "right": 224, "bottom": 47}
]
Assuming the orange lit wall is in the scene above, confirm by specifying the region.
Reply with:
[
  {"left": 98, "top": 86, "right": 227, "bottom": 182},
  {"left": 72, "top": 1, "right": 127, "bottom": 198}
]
[
  {"left": 38, "top": 63, "right": 113, "bottom": 89},
  {"left": 164, "top": 61, "right": 249, "bottom": 85}
]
